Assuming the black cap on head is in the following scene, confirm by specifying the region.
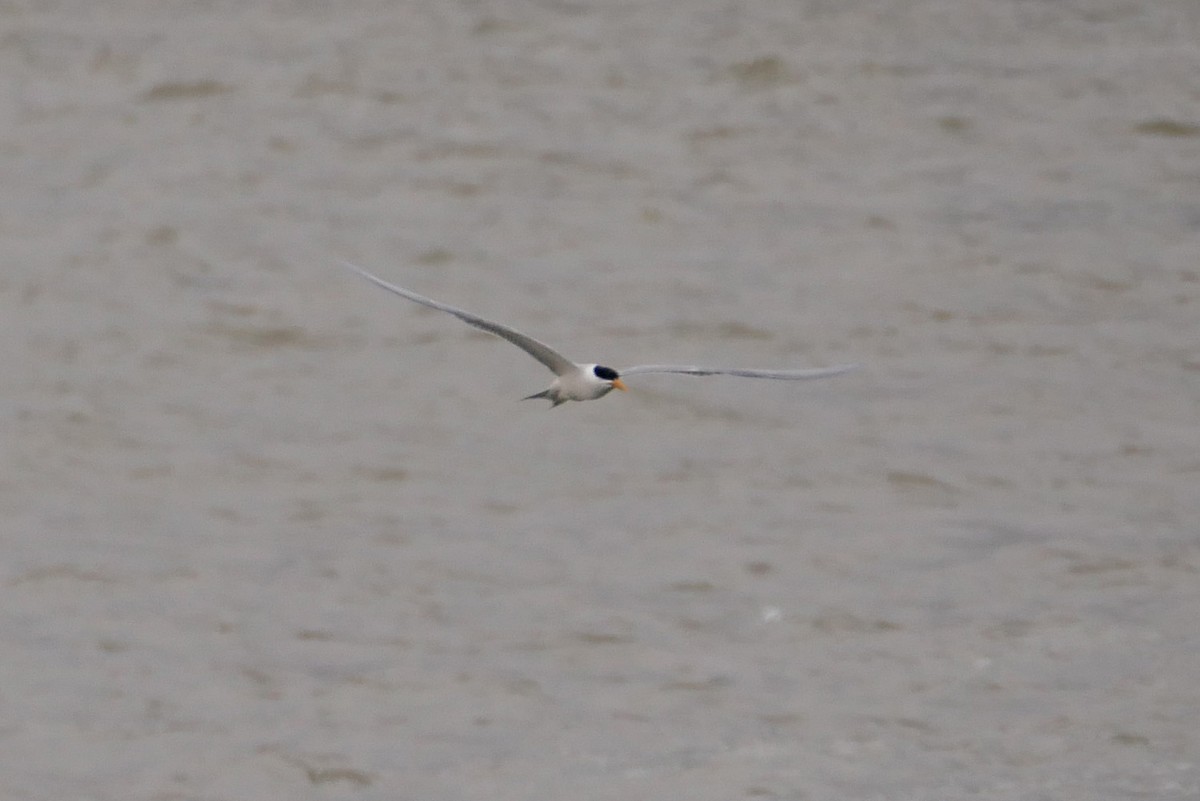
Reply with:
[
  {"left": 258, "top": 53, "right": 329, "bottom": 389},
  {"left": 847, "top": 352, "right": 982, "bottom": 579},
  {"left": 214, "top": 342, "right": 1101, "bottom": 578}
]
[{"left": 593, "top": 365, "right": 620, "bottom": 381}]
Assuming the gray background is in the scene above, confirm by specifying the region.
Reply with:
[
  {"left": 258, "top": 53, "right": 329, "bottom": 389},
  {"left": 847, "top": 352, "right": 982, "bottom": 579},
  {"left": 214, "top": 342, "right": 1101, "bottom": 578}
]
[{"left": 2, "top": 1, "right": 1198, "bottom": 798}]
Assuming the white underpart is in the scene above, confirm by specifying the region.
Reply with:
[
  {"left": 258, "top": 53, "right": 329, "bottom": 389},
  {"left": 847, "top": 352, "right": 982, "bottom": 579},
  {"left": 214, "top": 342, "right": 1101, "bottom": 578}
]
[{"left": 548, "top": 364, "right": 616, "bottom": 403}]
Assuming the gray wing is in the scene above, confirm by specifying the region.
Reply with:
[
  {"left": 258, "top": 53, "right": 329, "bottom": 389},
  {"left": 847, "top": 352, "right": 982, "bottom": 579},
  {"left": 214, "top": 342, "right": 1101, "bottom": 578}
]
[
  {"left": 342, "top": 261, "right": 577, "bottom": 376},
  {"left": 619, "top": 363, "right": 860, "bottom": 380}
]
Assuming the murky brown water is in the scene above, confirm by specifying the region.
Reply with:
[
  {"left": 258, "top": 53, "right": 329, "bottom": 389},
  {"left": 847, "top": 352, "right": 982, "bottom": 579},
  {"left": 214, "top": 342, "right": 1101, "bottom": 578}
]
[{"left": 2, "top": 1, "right": 1198, "bottom": 798}]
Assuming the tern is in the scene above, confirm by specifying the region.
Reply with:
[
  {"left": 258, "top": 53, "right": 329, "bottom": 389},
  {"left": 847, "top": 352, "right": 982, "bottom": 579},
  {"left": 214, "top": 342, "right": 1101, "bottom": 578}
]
[{"left": 343, "top": 261, "right": 858, "bottom": 407}]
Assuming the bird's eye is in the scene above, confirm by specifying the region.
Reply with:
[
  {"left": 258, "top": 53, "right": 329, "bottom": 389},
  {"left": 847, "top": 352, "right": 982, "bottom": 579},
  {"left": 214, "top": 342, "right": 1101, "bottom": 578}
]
[{"left": 593, "top": 366, "right": 619, "bottom": 380}]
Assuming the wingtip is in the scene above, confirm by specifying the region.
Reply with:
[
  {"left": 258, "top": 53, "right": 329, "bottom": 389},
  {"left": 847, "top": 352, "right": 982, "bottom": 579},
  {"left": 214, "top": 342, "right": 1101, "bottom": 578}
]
[
  {"left": 339, "top": 260, "right": 393, "bottom": 292},
  {"left": 338, "top": 259, "right": 370, "bottom": 277}
]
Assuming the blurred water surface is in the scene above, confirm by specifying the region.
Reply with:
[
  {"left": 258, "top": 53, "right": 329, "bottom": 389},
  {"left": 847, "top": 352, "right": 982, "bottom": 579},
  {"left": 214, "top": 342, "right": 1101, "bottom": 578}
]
[{"left": 2, "top": 1, "right": 1198, "bottom": 798}]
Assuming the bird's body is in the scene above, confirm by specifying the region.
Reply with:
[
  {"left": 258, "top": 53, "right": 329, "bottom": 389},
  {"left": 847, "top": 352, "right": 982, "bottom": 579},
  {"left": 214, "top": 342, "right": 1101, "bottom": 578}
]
[
  {"left": 342, "top": 261, "right": 857, "bottom": 406},
  {"left": 523, "top": 364, "right": 624, "bottom": 407}
]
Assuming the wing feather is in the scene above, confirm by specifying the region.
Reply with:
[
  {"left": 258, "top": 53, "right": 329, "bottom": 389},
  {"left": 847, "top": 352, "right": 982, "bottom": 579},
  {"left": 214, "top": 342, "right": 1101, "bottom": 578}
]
[
  {"left": 619, "top": 364, "right": 860, "bottom": 380},
  {"left": 342, "top": 261, "right": 577, "bottom": 376}
]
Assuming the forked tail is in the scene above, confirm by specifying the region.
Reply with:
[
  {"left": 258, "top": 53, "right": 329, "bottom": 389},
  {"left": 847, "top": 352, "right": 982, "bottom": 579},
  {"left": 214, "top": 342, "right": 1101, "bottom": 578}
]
[{"left": 522, "top": 389, "right": 565, "bottom": 407}]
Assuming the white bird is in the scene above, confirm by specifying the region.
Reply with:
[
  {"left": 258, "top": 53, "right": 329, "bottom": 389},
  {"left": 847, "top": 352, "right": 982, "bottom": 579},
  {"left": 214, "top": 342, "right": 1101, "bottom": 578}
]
[{"left": 342, "top": 261, "right": 858, "bottom": 407}]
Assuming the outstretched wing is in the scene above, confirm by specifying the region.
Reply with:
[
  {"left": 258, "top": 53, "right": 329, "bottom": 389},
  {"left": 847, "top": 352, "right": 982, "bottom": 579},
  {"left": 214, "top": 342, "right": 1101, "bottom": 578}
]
[
  {"left": 619, "top": 364, "right": 860, "bottom": 380},
  {"left": 342, "top": 261, "right": 578, "bottom": 376}
]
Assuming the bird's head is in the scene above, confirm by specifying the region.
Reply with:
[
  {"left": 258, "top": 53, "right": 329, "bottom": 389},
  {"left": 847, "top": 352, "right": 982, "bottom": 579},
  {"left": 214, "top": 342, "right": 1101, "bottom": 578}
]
[{"left": 592, "top": 365, "right": 627, "bottom": 392}]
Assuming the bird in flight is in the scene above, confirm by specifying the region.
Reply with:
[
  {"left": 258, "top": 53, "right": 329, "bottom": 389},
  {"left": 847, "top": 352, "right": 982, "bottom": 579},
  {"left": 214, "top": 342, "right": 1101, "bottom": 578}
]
[{"left": 342, "top": 261, "right": 858, "bottom": 407}]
